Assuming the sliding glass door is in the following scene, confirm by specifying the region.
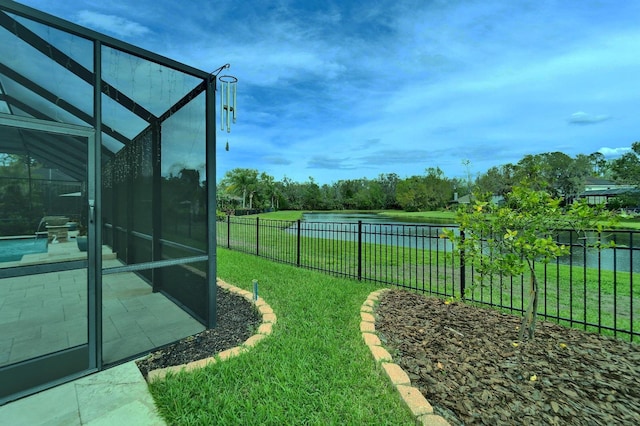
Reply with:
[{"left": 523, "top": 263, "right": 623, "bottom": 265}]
[{"left": 0, "top": 114, "right": 97, "bottom": 403}]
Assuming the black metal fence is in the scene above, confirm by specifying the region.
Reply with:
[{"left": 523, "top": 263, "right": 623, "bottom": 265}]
[{"left": 217, "top": 216, "right": 639, "bottom": 341}]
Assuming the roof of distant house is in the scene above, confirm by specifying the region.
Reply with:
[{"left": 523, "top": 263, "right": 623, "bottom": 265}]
[
  {"left": 584, "top": 177, "right": 618, "bottom": 186},
  {"left": 580, "top": 187, "right": 640, "bottom": 196}
]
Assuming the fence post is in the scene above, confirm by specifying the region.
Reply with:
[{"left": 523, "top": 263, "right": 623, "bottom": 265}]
[
  {"left": 226, "top": 214, "right": 231, "bottom": 249},
  {"left": 296, "top": 219, "right": 301, "bottom": 266},
  {"left": 256, "top": 217, "right": 260, "bottom": 256},
  {"left": 357, "top": 220, "right": 362, "bottom": 281},
  {"left": 460, "top": 230, "right": 466, "bottom": 299},
  {"left": 629, "top": 231, "right": 634, "bottom": 342}
]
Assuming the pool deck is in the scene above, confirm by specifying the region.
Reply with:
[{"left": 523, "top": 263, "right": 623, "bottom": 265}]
[
  {"left": 1, "top": 239, "right": 204, "bottom": 364},
  {"left": 0, "top": 239, "right": 204, "bottom": 422}
]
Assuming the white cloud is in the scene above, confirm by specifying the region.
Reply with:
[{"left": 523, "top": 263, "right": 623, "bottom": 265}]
[
  {"left": 76, "top": 10, "right": 150, "bottom": 38},
  {"left": 359, "top": 149, "right": 433, "bottom": 166},
  {"left": 307, "top": 156, "right": 355, "bottom": 170},
  {"left": 598, "top": 147, "right": 631, "bottom": 158},
  {"left": 568, "top": 112, "right": 611, "bottom": 125},
  {"left": 263, "top": 156, "right": 292, "bottom": 165}
]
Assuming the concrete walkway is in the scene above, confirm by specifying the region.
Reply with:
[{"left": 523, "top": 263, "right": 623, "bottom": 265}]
[{"left": 0, "top": 361, "right": 165, "bottom": 426}]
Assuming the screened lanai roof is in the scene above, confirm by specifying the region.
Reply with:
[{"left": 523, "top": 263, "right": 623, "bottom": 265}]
[{"left": 0, "top": 0, "right": 213, "bottom": 181}]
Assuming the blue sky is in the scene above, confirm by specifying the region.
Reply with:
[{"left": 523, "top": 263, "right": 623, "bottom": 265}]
[{"left": 15, "top": 0, "right": 640, "bottom": 184}]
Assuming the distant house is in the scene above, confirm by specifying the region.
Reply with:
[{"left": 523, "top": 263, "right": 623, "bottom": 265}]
[
  {"left": 453, "top": 177, "right": 638, "bottom": 207},
  {"left": 452, "top": 193, "right": 504, "bottom": 205},
  {"left": 578, "top": 177, "right": 637, "bottom": 205}
]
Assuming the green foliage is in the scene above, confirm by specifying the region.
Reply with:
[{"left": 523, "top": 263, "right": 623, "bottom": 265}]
[
  {"left": 508, "top": 152, "right": 591, "bottom": 201},
  {"left": 473, "top": 150, "right": 631, "bottom": 201},
  {"left": 608, "top": 191, "right": 640, "bottom": 210},
  {"left": 0, "top": 154, "right": 39, "bottom": 178},
  {"left": 474, "top": 164, "right": 516, "bottom": 197},
  {"left": 0, "top": 154, "right": 45, "bottom": 235},
  {"left": 219, "top": 168, "right": 259, "bottom": 209},
  {"left": 396, "top": 176, "right": 423, "bottom": 211},
  {"left": 303, "top": 176, "right": 321, "bottom": 209},
  {"left": 396, "top": 167, "right": 454, "bottom": 211},
  {"left": 442, "top": 184, "right": 616, "bottom": 340},
  {"left": 610, "top": 142, "right": 640, "bottom": 186},
  {"left": 589, "top": 151, "right": 608, "bottom": 177},
  {"left": 215, "top": 147, "right": 640, "bottom": 214}
]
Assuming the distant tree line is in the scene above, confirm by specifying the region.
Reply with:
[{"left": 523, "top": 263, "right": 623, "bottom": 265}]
[
  {"left": 474, "top": 147, "right": 640, "bottom": 208},
  {"left": 218, "top": 145, "right": 640, "bottom": 212}
]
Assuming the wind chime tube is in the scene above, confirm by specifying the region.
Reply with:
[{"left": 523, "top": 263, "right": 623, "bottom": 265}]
[
  {"left": 233, "top": 83, "right": 237, "bottom": 122},
  {"left": 221, "top": 81, "right": 224, "bottom": 131},
  {"left": 227, "top": 80, "right": 231, "bottom": 132}
]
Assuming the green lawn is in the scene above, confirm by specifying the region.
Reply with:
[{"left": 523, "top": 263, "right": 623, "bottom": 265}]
[
  {"left": 249, "top": 208, "right": 640, "bottom": 229},
  {"left": 463, "top": 263, "right": 639, "bottom": 340},
  {"left": 252, "top": 209, "right": 457, "bottom": 223},
  {"left": 615, "top": 216, "right": 640, "bottom": 230},
  {"left": 253, "top": 210, "right": 304, "bottom": 221},
  {"left": 149, "top": 248, "right": 416, "bottom": 425},
  {"left": 378, "top": 210, "right": 457, "bottom": 222}
]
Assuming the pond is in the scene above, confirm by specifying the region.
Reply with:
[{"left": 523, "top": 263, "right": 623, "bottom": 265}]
[
  {"left": 286, "top": 213, "right": 464, "bottom": 260},
  {"left": 300, "top": 212, "right": 456, "bottom": 226},
  {"left": 295, "top": 213, "right": 640, "bottom": 274}
]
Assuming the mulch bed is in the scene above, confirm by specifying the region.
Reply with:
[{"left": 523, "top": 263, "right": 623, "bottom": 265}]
[
  {"left": 375, "top": 289, "right": 640, "bottom": 426},
  {"left": 136, "top": 288, "right": 262, "bottom": 378}
]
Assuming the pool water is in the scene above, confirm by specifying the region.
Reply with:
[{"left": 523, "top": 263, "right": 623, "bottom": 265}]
[{"left": 0, "top": 237, "right": 48, "bottom": 262}]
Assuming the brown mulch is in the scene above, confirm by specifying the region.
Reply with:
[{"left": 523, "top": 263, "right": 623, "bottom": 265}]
[
  {"left": 136, "top": 288, "right": 262, "bottom": 378},
  {"left": 375, "top": 289, "right": 640, "bottom": 426}
]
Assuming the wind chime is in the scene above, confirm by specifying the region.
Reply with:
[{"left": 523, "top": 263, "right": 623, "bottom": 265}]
[{"left": 219, "top": 74, "right": 237, "bottom": 151}]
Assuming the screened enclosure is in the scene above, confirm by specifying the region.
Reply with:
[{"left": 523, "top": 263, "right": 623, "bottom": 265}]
[{"left": 0, "top": 0, "right": 219, "bottom": 404}]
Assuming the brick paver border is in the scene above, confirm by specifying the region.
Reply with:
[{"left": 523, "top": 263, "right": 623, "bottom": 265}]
[
  {"left": 144, "top": 282, "right": 449, "bottom": 424},
  {"left": 361, "top": 289, "right": 451, "bottom": 426},
  {"left": 146, "top": 279, "right": 276, "bottom": 381}
]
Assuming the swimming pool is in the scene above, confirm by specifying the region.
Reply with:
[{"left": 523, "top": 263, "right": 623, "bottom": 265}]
[{"left": 0, "top": 237, "right": 48, "bottom": 262}]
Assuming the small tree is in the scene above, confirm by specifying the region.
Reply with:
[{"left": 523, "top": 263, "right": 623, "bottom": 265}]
[{"left": 443, "top": 183, "right": 615, "bottom": 341}]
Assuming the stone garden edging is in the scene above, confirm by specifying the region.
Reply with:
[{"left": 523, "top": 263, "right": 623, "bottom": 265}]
[
  {"left": 361, "top": 289, "right": 451, "bottom": 426},
  {"left": 147, "top": 279, "right": 276, "bottom": 382}
]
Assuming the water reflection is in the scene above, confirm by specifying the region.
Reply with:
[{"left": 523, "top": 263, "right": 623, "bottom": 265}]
[{"left": 301, "top": 212, "right": 456, "bottom": 225}]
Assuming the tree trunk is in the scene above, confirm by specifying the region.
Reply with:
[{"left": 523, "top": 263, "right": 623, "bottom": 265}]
[{"left": 519, "top": 272, "right": 539, "bottom": 340}]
